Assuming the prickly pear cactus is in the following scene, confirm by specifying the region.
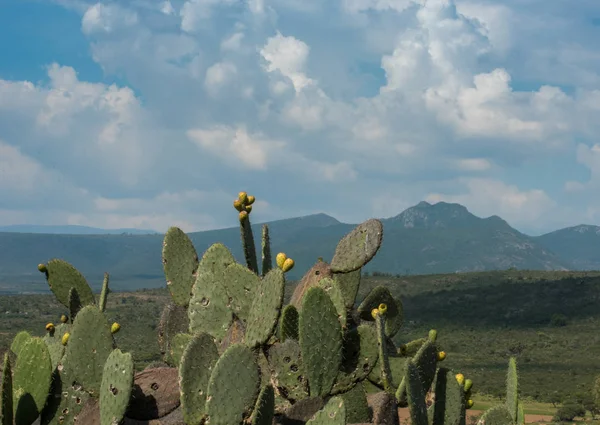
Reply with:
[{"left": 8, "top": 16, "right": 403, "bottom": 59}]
[
  {"left": 1, "top": 353, "right": 13, "bottom": 425},
  {"left": 99, "top": 349, "right": 134, "bottom": 425},
  {"left": 162, "top": 226, "right": 199, "bottom": 307},
  {"left": 38, "top": 259, "right": 95, "bottom": 308}
]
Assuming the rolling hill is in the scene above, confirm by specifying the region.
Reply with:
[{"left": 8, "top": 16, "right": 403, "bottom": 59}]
[{"left": 0, "top": 201, "right": 596, "bottom": 293}]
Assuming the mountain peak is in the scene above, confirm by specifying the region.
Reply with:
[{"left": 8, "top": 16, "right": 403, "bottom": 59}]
[{"left": 388, "top": 201, "right": 475, "bottom": 229}]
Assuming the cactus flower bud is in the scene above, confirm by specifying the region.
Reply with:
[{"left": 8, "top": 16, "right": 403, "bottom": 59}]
[
  {"left": 466, "top": 399, "right": 474, "bottom": 409},
  {"left": 247, "top": 195, "right": 255, "bottom": 205},
  {"left": 238, "top": 192, "right": 248, "bottom": 204},
  {"left": 455, "top": 373, "right": 465, "bottom": 386},
  {"left": 111, "top": 322, "right": 121, "bottom": 334},
  {"left": 62, "top": 333, "right": 70, "bottom": 346},
  {"left": 60, "top": 314, "right": 68, "bottom": 323},
  {"left": 282, "top": 258, "right": 294, "bottom": 272},
  {"left": 429, "top": 329, "right": 437, "bottom": 342},
  {"left": 378, "top": 303, "right": 388, "bottom": 315},
  {"left": 46, "top": 323, "right": 55, "bottom": 333},
  {"left": 371, "top": 308, "right": 379, "bottom": 320},
  {"left": 464, "top": 379, "right": 473, "bottom": 392},
  {"left": 437, "top": 351, "right": 446, "bottom": 361},
  {"left": 239, "top": 211, "right": 248, "bottom": 222},
  {"left": 276, "top": 253, "right": 287, "bottom": 269},
  {"left": 245, "top": 205, "right": 253, "bottom": 213},
  {"left": 38, "top": 263, "right": 47, "bottom": 273},
  {"left": 233, "top": 199, "right": 243, "bottom": 211}
]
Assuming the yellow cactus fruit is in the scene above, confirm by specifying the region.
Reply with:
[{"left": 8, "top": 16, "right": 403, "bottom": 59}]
[
  {"left": 276, "top": 253, "right": 287, "bottom": 269},
  {"left": 245, "top": 205, "right": 253, "bottom": 213},
  {"left": 37, "top": 263, "right": 47, "bottom": 273},
  {"left": 233, "top": 199, "right": 243, "bottom": 211},
  {"left": 455, "top": 373, "right": 465, "bottom": 386},
  {"left": 371, "top": 308, "right": 379, "bottom": 320},
  {"left": 239, "top": 211, "right": 248, "bottom": 222},
  {"left": 437, "top": 351, "right": 447, "bottom": 361},
  {"left": 238, "top": 192, "right": 248, "bottom": 204},
  {"left": 111, "top": 322, "right": 121, "bottom": 334},
  {"left": 429, "top": 329, "right": 438, "bottom": 342},
  {"left": 247, "top": 195, "right": 255, "bottom": 205},
  {"left": 466, "top": 399, "right": 474, "bottom": 409},
  {"left": 378, "top": 303, "right": 388, "bottom": 315},
  {"left": 62, "top": 333, "right": 70, "bottom": 346},
  {"left": 464, "top": 379, "right": 473, "bottom": 392},
  {"left": 46, "top": 323, "right": 55, "bottom": 333},
  {"left": 282, "top": 258, "right": 295, "bottom": 272},
  {"left": 60, "top": 314, "right": 68, "bottom": 323}
]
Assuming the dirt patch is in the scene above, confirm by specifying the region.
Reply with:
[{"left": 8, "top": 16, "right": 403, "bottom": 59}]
[{"left": 397, "top": 408, "right": 554, "bottom": 425}]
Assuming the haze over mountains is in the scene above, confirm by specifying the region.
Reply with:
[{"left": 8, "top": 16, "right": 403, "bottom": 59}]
[{"left": 1, "top": 201, "right": 599, "bottom": 292}]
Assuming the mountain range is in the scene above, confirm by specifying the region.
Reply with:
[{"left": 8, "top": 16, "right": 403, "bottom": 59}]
[{"left": 1, "top": 201, "right": 600, "bottom": 291}]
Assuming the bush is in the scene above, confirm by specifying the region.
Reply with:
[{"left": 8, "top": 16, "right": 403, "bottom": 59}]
[{"left": 553, "top": 402, "right": 586, "bottom": 422}]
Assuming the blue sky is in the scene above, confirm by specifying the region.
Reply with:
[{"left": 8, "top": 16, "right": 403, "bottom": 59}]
[{"left": 0, "top": 0, "right": 599, "bottom": 236}]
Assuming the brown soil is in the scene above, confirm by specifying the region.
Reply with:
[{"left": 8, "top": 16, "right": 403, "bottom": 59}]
[{"left": 397, "top": 408, "right": 554, "bottom": 425}]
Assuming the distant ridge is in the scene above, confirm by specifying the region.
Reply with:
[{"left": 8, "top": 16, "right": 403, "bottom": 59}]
[{"left": 0, "top": 224, "right": 158, "bottom": 235}]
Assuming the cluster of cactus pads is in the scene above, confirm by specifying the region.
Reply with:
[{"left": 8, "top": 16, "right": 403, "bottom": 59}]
[{"left": 0, "top": 191, "right": 526, "bottom": 425}]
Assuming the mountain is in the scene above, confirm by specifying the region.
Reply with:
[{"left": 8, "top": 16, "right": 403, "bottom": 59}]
[
  {"left": 536, "top": 225, "right": 600, "bottom": 270},
  {"left": 0, "top": 203, "right": 585, "bottom": 293},
  {"left": 0, "top": 225, "right": 157, "bottom": 235}
]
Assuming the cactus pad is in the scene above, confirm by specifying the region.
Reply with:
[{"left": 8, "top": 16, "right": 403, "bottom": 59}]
[
  {"left": 1, "top": 353, "right": 13, "bottom": 425},
  {"left": 358, "top": 286, "right": 403, "bottom": 337},
  {"left": 330, "top": 219, "right": 383, "bottom": 273},
  {"left": 245, "top": 268, "right": 285, "bottom": 347},
  {"left": 219, "top": 318, "right": 246, "bottom": 354},
  {"left": 333, "top": 269, "right": 361, "bottom": 309},
  {"left": 278, "top": 305, "right": 299, "bottom": 342},
  {"left": 10, "top": 331, "right": 32, "bottom": 356},
  {"left": 179, "top": 333, "right": 219, "bottom": 425},
  {"left": 62, "top": 305, "right": 114, "bottom": 394},
  {"left": 169, "top": 333, "right": 194, "bottom": 369},
  {"left": 198, "top": 242, "right": 236, "bottom": 275},
  {"left": 41, "top": 259, "right": 95, "bottom": 308},
  {"left": 267, "top": 340, "right": 309, "bottom": 403},
  {"left": 250, "top": 385, "right": 275, "bottom": 425},
  {"left": 339, "top": 381, "right": 371, "bottom": 423},
  {"left": 157, "top": 302, "right": 190, "bottom": 365},
  {"left": 299, "top": 287, "right": 343, "bottom": 397},
  {"left": 222, "top": 262, "right": 258, "bottom": 323},
  {"left": 413, "top": 340, "right": 439, "bottom": 394},
  {"left": 43, "top": 323, "right": 70, "bottom": 371},
  {"left": 316, "top": 277, "right": 347, "bottom": 328},
  {"left": 406, "top": 361, "right": 428, "bottom": 425},
  {"left": 205, "top": 343, "right": 260, "bottom": 425},
  {"left": 430, "top": 368, "right": 466, "bottom": 425},
  {"left": 306, "top": 396, "right": 346, "bottom": 425},
  {"left": 13, "top": 337, "right": 53, "bottom": 425},
  {"left": 476, "top": 405, "right": 513, "bottom": 425},
  {"left": 68, "top": 287, "right": 82, "bottom": 322},
  {"left": 162, "top": 226, "right": 200, "bottom": 307},
  {"left": 289, "top": 261, "right": 333, "bottom": 308},
  {"left": 41, "top": 369, "right": 90, "bottom": 425},
  {"left": 332, "top": 324, "right": 378, "bottom": 394},
  {"left": 506, "top": 358, "right": 519, "bottom": 422},
  {"left": 100, "top": 349, "right": 134, "bottom": 425}
]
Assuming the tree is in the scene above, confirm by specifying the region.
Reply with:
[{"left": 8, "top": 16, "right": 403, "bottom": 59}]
[{"left": 553, "top": 403, "right": 586, "bottom": 422}]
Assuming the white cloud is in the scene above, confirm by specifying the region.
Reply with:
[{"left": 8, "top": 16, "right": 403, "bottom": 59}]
[
  {"left": 260, "top": 32, "right": 315, "bottom": 92},
  {"left": 204, "top": 61, "right": 238, "bottom": 96},
  {"left": 82, "top": 3, "right": 138, "bottom": 35}
]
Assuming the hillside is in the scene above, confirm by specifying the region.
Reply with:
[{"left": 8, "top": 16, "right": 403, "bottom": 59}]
[
  {"left": 0, "top": 201, "right": 597, "bottom": 293},
  {"left": 0, "top": 224, "right": 157, "bottom": 235}
]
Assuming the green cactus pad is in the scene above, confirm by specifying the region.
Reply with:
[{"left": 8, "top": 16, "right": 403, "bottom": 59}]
[
  {"left": 10, "top": 331, "right": 32, "bottom": 356},
  {"left": 222, "top": 262, "right": 259, "bottom": 323},
  {"left": 406, "top": 361, "right": 428, "bottom": 425},
  {"left": 306, "top": 396, "right": 346, "bottom": 425},
  {"left": 188, "top": 269, "right": 233, "bottom": 342},
  {"left": 169, "top": 333, "right": 194, "bottom": 369},
  {"left": 333, "top": 269, "right": 362, "bottom": 309},
  {"left": 198, "top": 242, "right": 236, "bottom": 275},
  {"left": 100, "top": 349, "right": 134, "bottom": 425},
  {"left": 245, "top": 268, "right": 285, "bottom": 347},
  {"left": 316, "top": 277, "right": 347, "bottom": 328},
  {"left": 430, "top": 368, "right": 466, "bottom": 425},
  {"left": 62, "top": 305, "right": 114, "bottom": 394},
  {"left": 205, "top": 343, "right": 260, "bottom": 425},
  {"left": 40, "top": 369, "right": 90, "bottom": 425},
  {"left": 506, "top": 358, "right": 519, "bottom": 423},
  {"left": 369, "top": 356, "right": 408, "bottom": 390},
  {"left": 43, "top": 323, "right": 70, "bottom": 371},
  {"left": 412, "top": 340, "right": 438, "bottom": 394},
  {"left": 251, "top": 385, "right": 275, "bottom": 425},
  {"left": 299, "top": 287, "right": 343, "bottom": 398},
  {"left": 162, "top": 226, "right": 200, "bottom": 307},
  {"left": 399, "top": 337, "right": 427, "bottom": 357},
  {"left": 68, "top": 287, "right": 82, "bottom": 322},
  {"left": 179, "top": 332, "right": 219, "bottom": 425},
  {"left": 357, "top": 286, "right": 403, "bottom": 337},
  {"left": 1, "top": 353, "right": 13, "bottom": 425},
  {"left": 157, "top": 302, "right": 190, "bottom": 365},
  {"left": 267, "top": 340, "right": 309, "bottom": 403},
  {"left": 340, "top": 381, "right": 371, "bottom": 423},
  {"left": 330, "top": 219, "right": 383, "bottom": 273},
  {"left": 332, "top": 324, "right": 378, "bottom": 394},
  {"left": 42, "top": 259, "right": 95, "bottom": 308},
  {"left": 13, "top": 337, "right": 53, "bottom": 425},
  {"left": 476, "top": 405, "right": 513, "bottom": 425},
  {"left": 279, "top": 305, "right": 299, "bottom": 342}
]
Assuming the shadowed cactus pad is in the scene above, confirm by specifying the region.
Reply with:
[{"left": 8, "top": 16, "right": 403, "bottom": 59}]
[
  {"left": 332, "top": 324, "right": 378, "bottom": 394},
  {"left": 430, "top": 368, "right": 466, "bottom": 425},
  {"left": 406, "top": 362, "right": 428, "bottom": 425},
  {"left": 476, "top": 405, "right": 513, "bottom": 425},
  {"left": 205, "top": 344, "right": 260, "bottom": 425},
  {"left": 250, "top": 385, "right": 275, "bottom": 425},
  {"left": 40, "top": 259, "right": 95, "bottom": 308},
  {"left": 1, "top": 353, "right": 13, "bottom": 425},
  {"left": 43, "top": 323, "right": 70, "bottom": 371},
  {"left": 278, "top": 305, "right": 299, "bottom": 342},
  {"left": 358, "top": 286, "right": 403, "bottom": 338},
  {"left": 157, "top": 302, "right": 189, "bottom": 365},
  {"left": 100, "top": 349, "right": 134, "bottom": 425},
  {"left": 299, "top": 287, "right": 343, "bottom": 398},
  {"left": 267, "top": 340, "right": 308, "bottom": 403},
  {"left": 330, "top": 219, "right": 383, "bottom": 273},
  {"left": 306, "top": 396, "right": 346, "bottom": 425},
  {"left": 13, "top": 337, "right": 53, "bottom": 425},
  {"left": 333, "top": 269, "right": 361, "bottom": 310},
  {"left": 162, "top": 227, "right": 199, "bottom": 307},
  {"left": 168, "top": 333, "right": 194, "bottom": 369},
  {"left": 222, "top": 262, "right": 258, "bottom": 323},
  {"left": 245, "top": 268, "right": 285, "bottom": 347},
  {"left": 61, "top": 305, "right": 114, "bottom": 394},
  {"left": 179, "top": 333, "right": 219, "bottom": 425},
  {"left": 316, "top": 277, "right": 347, "bottom": 328}
]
